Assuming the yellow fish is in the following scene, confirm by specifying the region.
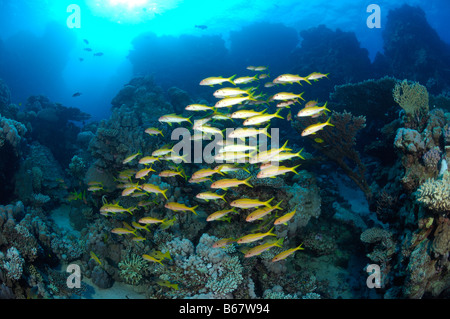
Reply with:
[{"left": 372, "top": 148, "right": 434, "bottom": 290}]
[
  {"left": 191, "top": 167, "right": 224, "bottom": 179},
  {"left": 196, "top": 191, "right": 227, "bottom": 202},
  {"left": 306, "top": 72, "right": 329, "bottom": 81},
  {"left": 314, "top": 138, "right": 324, "bottom": 143},
  {"left": 233, "top": 75, "right": 258, "bottom": 85},
  {"left": 230, "top": 197, "right": 274, "bottom": 209},
  {"left": 135, "top": 167, "right": 155, "bottom": 179},
  {"left": 272, "top": 92, "right": 305, "bottom": 101},
  {"left": 145, "top": 127, "right": 164, "bottom": 137},
  {"left": 227, "top": 125, "right": 271, "bottom": 140},
  {"left": 156, "top": 279, "right": 179, "bottom": 290},
  {"left": 158, "top": 114, "right": 192, "bottom": 126},
  {"left": 271, "top": 243, "right": 304, "bottom": 262},
  {"left": 301, "top": 117, "right": 334, "bottom": 136},
  {"left": 149, "top": 250, "right": 172, "bottom": 261},
  {"left": 185, "top": 104, "right": 215, "bottom": 112},
  {"left": 90, "top": 251, "right": 102, "bottom": 266},
  {"left": 159, "top": 217, "right": 177, "bottom": 230},
  {"left": 210, "top": 177, "right": 253, "bottom": 190},
  {"left": 152, "top": 145, "right": 174, "bottom": 157},
  {"left": 236, "top": 227, "right": 277, "bottom": 244},
  {"left": 231, "top": 108, "right": 267, "bottom": 119},
  {"left": 274, "top": 209, "right": 297, "bottom": 225},
  {"left": 142, "top": 254, "right": 164, "bottom": 266},
  {"left": 121, "top": 184, "right": 141, "bottom": 197},
  {"left": 138, "top": 156, "right": 160, "bottom": 165},
  {"left": 199, "top": 75, "right": 236, "bottom": 86},
  {"left": 213, "top": 87, "right": 253, "bottom": 98},
  {"left": 206, "top": 208, "right": 237, "bottom": 222},
  {"left": 215, "top": 95, "right": 256, "bottom": 108},
  {"left": 212, "top": 237, "right": 236, "bottom": 248},
  {"left": 139, "top": 216, "right": 167, "bottom": 224},
  {"left": 165, "top": 202, "right": 199, "bottom": 215},
  {"left": 273, "top": 74, "right": 311, "bottom": 85},
  {"left": 111, "top": 228, "right": 136, "bottom": 235},
  {"left": 249, "top": 140, "right": 291, "bottom": 164},
  {"left": 243, "top": 108, "right": 284, "bottom": 126},
  {"left": 132, "top": 221, "right": 151, "bottom": 232},
  {"left": 141, "top": 183, "right": 169, "bottom": 200},
  {"left": 244, "top": 238, "right": 284, "bottom": 258},
  {"left": 123, "top": 151, "right": 142, "bottom": 164},
  {"left": 159, "top": 169, "right": 186, "bottom": 179},
  {"left": 297, "top": 102, "right": 330, "bottom": 117},
  {"left": 256, "top": 164, "right": 301, "bottom": 179},
  {"left": 245, "top": 200, "right": 283, "bottom": 222}
]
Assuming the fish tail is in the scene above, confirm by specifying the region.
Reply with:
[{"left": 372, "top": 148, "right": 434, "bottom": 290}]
[
  {"left": 243, "top": 176, "right": 253, "bottom": 188},
  {"left": 187, "top": 115, "right": 193, "bottom": 125},
  {"left": 322, "top": 101, "right": 331, "bottom": 113},
  {"left": 265, "top": 197, "right": 274, "bottom": 207},
  {"left": 291, "top": 164, "right": 301, "bottom": 175},
  {"left": 163, "top": 250, "right": 172, "bottom": 260},
  {"left": 241, "top": 163, "right": 251, "bottom": 174},
  {"left": 280, "top": 140, "right": 290, "bottom": 152},
  {"left": 263, "top": 123, "right": 271, "bottom": 138},
  {"left": 220, "top": 193, "right": 227, "bottom": 202},
  {"left": 161, "top": 188, "right": 168, "bottom": 200},
  {"left": 274, "top": 108, "right": 284, "bottom": 119},
  {"left": 267, "top": 226, "right": 276, "bottom": 236},
  {"left": 275, "top": 237, "right": 284, "bottom": 248},
  {"left": 191, "top": 205, "right": 199, "bottom": 215},
  {"left": 297, "top": 92, "right": 305, "bottom": 101},
  {"left": 325, "top": 117, "right": 334, "bottom": 127},
  {"left": 274, "top": 200, "right": 284, "bottom": 210},
  {"left": 228, "top": 74, "right": 237, "bottom": 85},
  {"left": 295, "top": 243, "right": 305, "bottom": 251},
  {"left": 296, "top": 148, "right": 305, "bottom": 160}
]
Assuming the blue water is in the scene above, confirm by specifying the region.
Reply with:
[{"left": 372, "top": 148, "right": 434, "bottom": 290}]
[{"left": 0, "top": 0, "right": 449, "bottom": 301}]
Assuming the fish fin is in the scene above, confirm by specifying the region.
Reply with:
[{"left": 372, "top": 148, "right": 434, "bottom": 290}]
[
  {"left": 265, "top": 197, "right": 274, "bottom": 207},
  {"left": 191, "top": 205, "right": 199, "bottom": 215},
  {"left": 326, "top": 117, "right": 334, "bottom": 127},
  {"left": 274, "top": 108, "right": 284, "bottom": 119},
  {"left": 243, "top": 176, "right": 253, "bottom": 188},
  {"left": 291, "top": 164, "right": 301, "bottom": 175}
]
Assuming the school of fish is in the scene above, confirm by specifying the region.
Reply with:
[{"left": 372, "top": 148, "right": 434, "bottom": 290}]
[{"left": 90, "top": 65, "right": 331, "bottom": 289}]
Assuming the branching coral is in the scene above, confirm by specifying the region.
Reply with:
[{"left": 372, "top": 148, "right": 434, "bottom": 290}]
[
  {"left": 393, "top": 79, "right": 429, "bottom": 129},
  {"left": 293, "top": 110, "right": 371, "bottom": 200}
]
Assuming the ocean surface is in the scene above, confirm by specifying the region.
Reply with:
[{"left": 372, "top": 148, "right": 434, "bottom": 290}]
[{"left": 0, "top": 0, "right": 449, "bottom": 302}]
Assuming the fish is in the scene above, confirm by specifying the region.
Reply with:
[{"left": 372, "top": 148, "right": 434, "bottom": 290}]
[
  {"left": 243, "top": 108, "right": 284, "bottom": 126},
  {"left": 100, "top": 203, "right": 135, "bottom": 215},
  {"left": 87, "top": 185, "right": 104, "bottom": 192},
  {"left": 195, "top": 124, "right": 224, "bottom": 136},
  {"left": 138, "top": 156, "right": 160, "bottom": 165},
  {"left": 233, "top": 75, "right": 258, "bottom": 85},
  {"left": 83, "top": 39, "right": 89, "bottom": 45},
  {"left": 247, "top": 66, "right": 268, "bottom": 71},
  {"left": 297, "top": 102, "right": 330, "bottom": 117},
  {"left": 237, "top": 227, "right": 277, "bottom": 244},
  {"left": 165, "top": 202, "right": 199, "bottom": 215},
  {"left": 249, "top": 140, "right": 291, "bottom": 164},
  {"left": 214, "top": 95, "right": 257, "bottom": 108},
  {"left": 93, "top": 52, "right": 104, "bottom": 56},
  {"left": 200, "top": 75, "right": 236, "bottom": 86},
  {"left": 207, "top": 208, "right": 237, "bottom": 222},
  {"left": 272, "top": 92, "right": 305, "bottom": 101},
  {"left": 231, "top": 108, "right": 267, "bottom": 119},
  {"left": 273, "top": 74, "right": 311, "bottom": 85},
  {"left": 90, "top": 251, "right": 102, "bottom": 266},
  {"left": 145, "top": 127, "right": 164, "bottom": 137},
  {"left": 152, "top": 145, "right": 174, "bottom": 157},
  {"left": 210, "top": 177, "right": 253, "bottom": 190},
  {"left": 142, "top": 254, "right": 164, "bottom": 266},
  {"left": 213, "top": 87, "right": 254, "bottom": 98},
  {"left": 271, "top": 243, "right": 304, "bottom": 262},
  {"left": 228, "top": 125, "right": 271, "bottom": 140},
  {"left": 135, "top": 167, "right": 155, "bottom": 179},
  {"left": 314, "top": 138, "right": 324, "bottom": 143},
  {"left": 84, "top": 48, "right": 92, "bottom": 52},
  {"left": 185, "top": 104, "right": 216, "bottom": 112},
  {"left": 139, "top": 216, "right": 167, "bottom": 224},
  {"left": 214, "top": 151, "right": 253, "bottom": 162},
  {"left": 245, "top": 200, "right": 284, "bottom": 222},
  {"left": 219, "top": 143, "right": 258, "bottom": 153},
  {"left": 196, "top": 191, "right": 227, "bottom": 202},
  {"left": 195, "top": 24, "right": 207, "bottom": 30},
  {"left": 121, "top": 184, "right": 141, "bottom": 197},
  {"left": 132, "top": 221, "right": 151, "bottom": 232},
  {"left": 191, "top": 167, "right": 224, "bottom": 179},
  {"left": 304, "top": 100, "right": 319, "bottom": 108},
  {"left": 141, "top": 183, "right": 169, "bottom": 200},
  {"left": 132, "top": 236, "right": 147, "bottom": 242},
  {"left": 269, "top": 149, "right": 305, "bottom": 161},
  {"left": 111, "top": 228, "right": 136, "bottom": 235},
  {"left": 156, "top": 279, "right": 178, "bottom": 290},
  {"left": 301, "top": 117, "right": 334, "bottom": 136},
  {"left": 212, "top": 237, "right": 236, "bottom": 248},
  {"left": 162, "top": 153, "right": 188, "bottom": 164},
  {"left": 230, "top": 197, "right": 274, "bottom": 209},
  {"left": 257, "top": 164, "right": 301, "bottom": 179},
  {"left": 123, "top": 151, "right": 142, "bottom": 164},
  {"left": 79, "top": 58, "right": 84, "bottom": 62},
  {"left": 159, "top": 114, "right": 192, "bottom": 126},
  {"left": 306, "top": 72, "right": 329, "bottom": 81},
  {"left": 149, "top": 250, "right": 172, "bottom": 261},
  {"left": 72, "top": 92, "right": 82, "bottom": 97},
  {"left": 276, "top": 100, "right": 298, "bottom": 108},
  {"left": 159, "top": 169, "right": 186, "bottom": 179},
  {"left": 274, "top": 209, "right": 297, "bottom": 225},
  {"left": 212, "top": 112, "right": 234, "bottom": 122},
  {"left": 213, "top": 163, "right": 250, "bottom": 174},
  {"left": 159, "top": 217, "right": 177, "bottom": 230},
  {"left": 244, "top": 238, "right": 284, "bottom": 258}
]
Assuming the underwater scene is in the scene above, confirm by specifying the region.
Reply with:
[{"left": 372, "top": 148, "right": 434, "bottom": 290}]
[{"left": 0, "top": 0, "right": 450, "bottom": 302}]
